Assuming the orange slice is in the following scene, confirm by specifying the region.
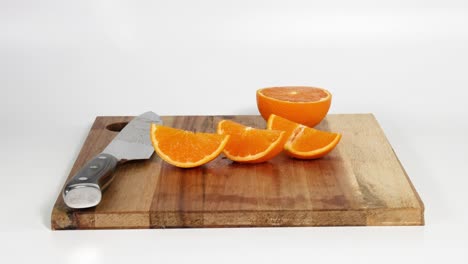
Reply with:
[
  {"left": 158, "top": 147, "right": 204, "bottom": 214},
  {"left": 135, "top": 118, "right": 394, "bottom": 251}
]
[
  {"left": 257, "top": 86, "right": 332, "bottom": 127},
  {"left": 217, "top": 120, "right": 287, "bottom": 163},
  {"left": 267, "top": 114, "right": 341, "bottom": 159},
  {"left": 150, "top": 124, "right": 229, "bottom": 168}
]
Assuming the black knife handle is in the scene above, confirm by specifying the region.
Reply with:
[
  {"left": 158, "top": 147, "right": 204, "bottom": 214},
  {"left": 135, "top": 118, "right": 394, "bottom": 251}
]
[{"left": 62, "top": 153, "right": 118, "bottom": 209}]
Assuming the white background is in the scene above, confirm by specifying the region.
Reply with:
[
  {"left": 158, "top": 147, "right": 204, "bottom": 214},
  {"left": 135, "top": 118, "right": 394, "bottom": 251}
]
[{"left": 1, "top": 0, "right": 468, "bottom": 263}]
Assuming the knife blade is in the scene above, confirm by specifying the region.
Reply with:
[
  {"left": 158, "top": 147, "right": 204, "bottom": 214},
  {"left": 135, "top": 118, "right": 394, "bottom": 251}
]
[{"left": 63, "top": 111, "right": 162, "bottom": 209}]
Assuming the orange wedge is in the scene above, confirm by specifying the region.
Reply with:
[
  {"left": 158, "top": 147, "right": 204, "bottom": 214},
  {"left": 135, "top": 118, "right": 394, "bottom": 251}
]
[
  {"left": 217, "top": 120, "right": 287, "bottom": 163},
  {"left": 267, "top": 114, "right": 341, "bottom": 159},
  {"left": 150, "top": 124, "right": 229, "bottom": 168}
]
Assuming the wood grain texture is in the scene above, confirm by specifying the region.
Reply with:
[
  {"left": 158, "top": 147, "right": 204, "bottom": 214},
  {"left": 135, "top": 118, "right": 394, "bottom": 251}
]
[{"left": 51, "top": 114, "right": 424, "bottom": 230}]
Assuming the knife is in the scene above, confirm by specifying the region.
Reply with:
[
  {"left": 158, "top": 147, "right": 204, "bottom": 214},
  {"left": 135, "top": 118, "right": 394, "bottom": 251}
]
[{"left": 63, "top": 111, "right": 162, "bottom": 209}]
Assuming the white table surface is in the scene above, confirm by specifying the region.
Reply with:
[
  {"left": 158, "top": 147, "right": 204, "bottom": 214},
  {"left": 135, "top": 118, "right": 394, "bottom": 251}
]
[{"left": 1, "top": 1, "right": 468, "bottom": 263}]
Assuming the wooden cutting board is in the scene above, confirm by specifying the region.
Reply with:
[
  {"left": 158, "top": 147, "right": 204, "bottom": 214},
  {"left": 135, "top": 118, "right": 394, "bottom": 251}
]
[{"left": 51, "top": 114, "right": 424, "bottom": 230}]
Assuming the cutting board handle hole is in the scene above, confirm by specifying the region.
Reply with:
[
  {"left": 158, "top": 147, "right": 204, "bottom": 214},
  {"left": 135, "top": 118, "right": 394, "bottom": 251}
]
[{"left": 106, "top": 122, "right": 128, "bottom": 132}]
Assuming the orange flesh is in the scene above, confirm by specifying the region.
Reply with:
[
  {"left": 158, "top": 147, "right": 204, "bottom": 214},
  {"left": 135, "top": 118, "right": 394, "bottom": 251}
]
[
  {"left": 217, "top": 120, "right": 286, "bottom": 163},
  {"left": 223, "top": 126, "right": 282, "bottom": 157},
  {"left": 151, "top": 124, "right": 229, "bottom": 167},
  {"left": 266, "top": 114, "right": 299, "bottom": 139},
  {"left": 289, "top": 126, "right": 339, "bottom": 152},
  {"left": 267, "top": 114, "right": 341, "bottom": 159},
  {"left": 260, "top": 87, "right": 328, "bottom": 102},
  {"left": 155, "top": 127, "right": 224, "bottom": 162}
]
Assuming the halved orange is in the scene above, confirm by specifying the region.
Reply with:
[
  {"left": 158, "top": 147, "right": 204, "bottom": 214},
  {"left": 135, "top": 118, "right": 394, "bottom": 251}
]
[
  {"left": 267, "top": 114, "right": 341, "bottom": 159},
  {"left": 257, "top": 86, "right": 332, "bottom": 127},
  {"left": 150, "top": 124, "right": 229, "bottom": 168},
  {"left": 217, "top": 120, "right": 287, "bottom": 163}
]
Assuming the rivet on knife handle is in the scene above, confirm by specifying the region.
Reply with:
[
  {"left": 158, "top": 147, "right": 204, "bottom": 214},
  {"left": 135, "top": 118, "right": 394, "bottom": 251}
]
[{"left": 63, "top": 153, "right": 118, "bottom": 209}]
